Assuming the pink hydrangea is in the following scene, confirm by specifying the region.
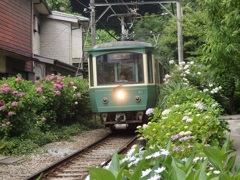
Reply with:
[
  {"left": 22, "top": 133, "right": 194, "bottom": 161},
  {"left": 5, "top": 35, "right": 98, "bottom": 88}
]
[
  {"left": 6, "top": 121, "right": 10, "bottom": 125},
  {"left": 8, "top": 111, "right": 13, "bottom": 116},
  {"left": 56, "top": 77, "right": 62, "bottom": 83},
  {"left": 54, "top": 90, "right": 61, "bottom": 95},
  {"left": 37, "top": 87, "right": 43, "bottom": 93},
  {"left": 0, "top": 106, "right": 5, "bottom": 110},
  {"left": 12, "top": 90, "right": 18, "bottom": 95},
  {"left": 18, "top": 92, "right": 25, "bottom": 97},
  {"left": 53, "top": 83, "right": 62, "bottom": 89},
  {"left": 3, "top": 84, "right": 9, "bottom": 88},
  {"left": 69, "top": 81, "right": 74, "bottom": 86},
  {"left": 4, "top": 87, "right": 10, "bottom": 92},
  {"left": 77, "top": 93, "right": 81, "bottom": 98},
  {"left": 171, "top": 134, "right": 180, "bottom": 140},
  {"left": 11, "top": 101, "right": 18, "bottom": 107},
  {"left": 16, "top": 77, "right": 22, "bottom": 82}
]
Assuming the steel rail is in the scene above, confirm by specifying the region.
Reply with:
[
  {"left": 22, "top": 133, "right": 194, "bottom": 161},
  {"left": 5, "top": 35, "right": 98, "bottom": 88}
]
[
  {"left": 25, "top": 133, "right": 111, "bottom": 180},
  {"left": 25, "top": 133, "right": 137, "bottom": 180}
]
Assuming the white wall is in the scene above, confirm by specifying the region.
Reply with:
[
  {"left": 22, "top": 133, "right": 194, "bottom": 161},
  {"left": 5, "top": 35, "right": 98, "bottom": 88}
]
[
  {"left": 32, "top": 11, "right": 40, "bottom": 55},
  {"left": 40, "top": 18, "right": 72, "bottom": 64},
  {"left": 72, "top": 28, "right": 83, "bottom": 59}
]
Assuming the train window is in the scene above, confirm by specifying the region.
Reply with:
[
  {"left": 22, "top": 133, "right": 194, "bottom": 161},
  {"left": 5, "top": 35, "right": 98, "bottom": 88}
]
[
  {"left": 147, "top": 52, "right": 153, "bottom": 83},
  {"left": 89, "top": 55, "right": 93, "bottom": 86},
  {"left": 96, "top": 52, "right": 144, "bottom": 85}
]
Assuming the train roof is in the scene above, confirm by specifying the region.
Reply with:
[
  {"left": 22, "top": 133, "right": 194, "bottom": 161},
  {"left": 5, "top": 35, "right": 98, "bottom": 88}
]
[{"left": 92, "top": 41, "right": 153, "bottom": 50}]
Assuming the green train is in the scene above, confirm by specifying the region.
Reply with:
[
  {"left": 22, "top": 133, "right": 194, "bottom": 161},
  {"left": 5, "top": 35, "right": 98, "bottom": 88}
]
[{"left": 88, "top": 40, "right": 162, "bottom": 130}]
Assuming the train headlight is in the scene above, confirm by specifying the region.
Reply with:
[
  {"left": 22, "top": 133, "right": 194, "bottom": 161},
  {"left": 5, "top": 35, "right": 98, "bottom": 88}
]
[{"left": 116, "top": 90, "right": 125, "bottom": 100}]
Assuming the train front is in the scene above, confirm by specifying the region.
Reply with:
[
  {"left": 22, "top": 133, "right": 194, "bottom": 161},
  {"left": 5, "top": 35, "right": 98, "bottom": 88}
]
[{"left": 88, "top": 41, "right": 160, "bottom": 130}]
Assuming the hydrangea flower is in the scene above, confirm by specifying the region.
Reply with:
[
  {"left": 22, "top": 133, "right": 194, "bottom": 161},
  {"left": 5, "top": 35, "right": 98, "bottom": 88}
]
[
  {"left": 146, "top": 108, "right": 154, "bottom": 115},
  {"left": 169, "top": 60, "right": 175, "bottom": 64},
  {"left": 36, "top": 87, "right": 43, "bottom": 93},
  {"left": 141, "top": 168, "right": 152, "bottom": 178},
  {"left": 154, "top": 167, "right": 166, "bottom": 173}
]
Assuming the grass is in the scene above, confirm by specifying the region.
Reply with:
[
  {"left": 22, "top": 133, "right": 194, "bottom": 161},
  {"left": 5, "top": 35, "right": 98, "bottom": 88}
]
[{"left": 0, "top": 116, "right": 104, "bottom": 156}]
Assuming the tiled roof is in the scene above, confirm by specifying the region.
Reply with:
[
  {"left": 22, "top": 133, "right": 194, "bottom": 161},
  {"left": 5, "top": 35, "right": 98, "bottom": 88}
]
[{"left": 52, "top": 11, "right": 89, "bottom": 21}]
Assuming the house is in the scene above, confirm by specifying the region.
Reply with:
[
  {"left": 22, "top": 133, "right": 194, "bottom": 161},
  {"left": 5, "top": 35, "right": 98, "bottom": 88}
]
[
  {"left": 0, "top": 0, "right": 89, "bottom": 80},
  {"left": 33, "top": 10, "right": 89, "bottom": 79},
  {"left": 0, "top": 0, "right": 35, "bottom": 80}
]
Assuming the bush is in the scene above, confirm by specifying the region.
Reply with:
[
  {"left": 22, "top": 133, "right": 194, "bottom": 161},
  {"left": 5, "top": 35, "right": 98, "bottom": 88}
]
[{"left": 0, "top": 74, "right": 93, "bottom": 155}]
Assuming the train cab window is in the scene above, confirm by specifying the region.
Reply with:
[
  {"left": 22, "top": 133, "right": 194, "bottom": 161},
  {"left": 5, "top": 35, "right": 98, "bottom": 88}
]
[
  {"left": 89, "top": 55, "right": 94, "bottom": 86},
  {"left": 147, "top": 52, "right": 153, "bottom": 83},
  {"left": 96, "top": 52, "right": 144, "bottom": 85}
]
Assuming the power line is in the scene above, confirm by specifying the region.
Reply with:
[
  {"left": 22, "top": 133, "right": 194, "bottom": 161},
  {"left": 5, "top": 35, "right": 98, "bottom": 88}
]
[{"left": 74, "top": 0, "right": 89, "bottom": 9}]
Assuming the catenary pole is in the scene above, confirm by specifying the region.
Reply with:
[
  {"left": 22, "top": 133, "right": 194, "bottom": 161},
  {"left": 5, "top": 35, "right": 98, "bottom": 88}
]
[
  {"left": 176, "top": 1, "right": 183, "bottom": 63},
  {"left": 90, "top": 0, "right": 96, "bottom": 47}
]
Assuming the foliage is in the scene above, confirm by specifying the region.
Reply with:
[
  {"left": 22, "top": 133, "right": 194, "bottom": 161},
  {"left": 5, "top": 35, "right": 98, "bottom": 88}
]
[
  {"left": 84, "top": 29, "right": 118, "bottom": 51},
  {"left": 197, "top": 0, "right": 240, "bottom": 114},
  {"left": 158, "top": 61, "right": 223, "bottom": 110},
  {"left": 133, "top": 2, "right": 206, "bottom": 68},
  {"left": 200, "top": 0, "right": 240, "bottom": 74},
  {"left": 89, "top": 139, "right": 240, "bottom": 179},
  {"left": 45, "top": 0, "right": 72, "bottom": 13}
]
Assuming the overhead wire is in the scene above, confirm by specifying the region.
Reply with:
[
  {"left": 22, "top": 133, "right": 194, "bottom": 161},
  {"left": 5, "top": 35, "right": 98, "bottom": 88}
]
[{"left": 74, "top": 0, "right": 89, "bottom": 9}]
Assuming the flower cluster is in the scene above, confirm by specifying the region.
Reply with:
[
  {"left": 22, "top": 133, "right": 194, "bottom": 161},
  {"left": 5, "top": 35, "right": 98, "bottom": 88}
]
[{"left": 118, "top": 145, "right": 169, "bottom": 179}]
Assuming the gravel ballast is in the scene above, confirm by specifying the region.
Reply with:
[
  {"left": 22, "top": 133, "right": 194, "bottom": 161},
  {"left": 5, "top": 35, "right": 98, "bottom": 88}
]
[{"left": 0, "top": 129, "right": 110, "bottom": 180}]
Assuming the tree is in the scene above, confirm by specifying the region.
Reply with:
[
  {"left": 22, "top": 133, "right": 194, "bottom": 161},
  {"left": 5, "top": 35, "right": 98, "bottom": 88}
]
[
  {"left": 46, "top": 0, "right": 72, "bottom": 13},
  {"left": 201, "top": 0, "right": 240, "bottom": 74},
  {"left": 84, "top": 29, "right": 117, "bottom": 51},
  {"left": 133, "top": 2, "right": 206, "bottom": 67}
]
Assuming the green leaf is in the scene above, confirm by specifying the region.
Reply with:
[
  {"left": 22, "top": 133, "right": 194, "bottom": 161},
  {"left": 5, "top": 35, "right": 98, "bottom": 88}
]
[
  {"left": 234, "top": 161, "right": 240, "bottom": 175},
  {"left": 130, "top": 160, "right": 145, "bottom": 180},
  {"left": 203, "top": 146, "right": 225, "bottom": 170},
  {"left": 185, "top": 151, "right": 195, "bottom": 170},
  {"left": 194, "top": 170, "right": 207, "bottom": 180},
  {"left": 199, "top": 158, "right": 208, "bottom": 171},
  {"left": 108, "top": 151, "right": 120, "bottom": 177},
  {"left": 88, "top": 167, "right": 116, "bottom": 180},
  {"left": 225, "top": 156, "right": 236, "bottom": 172},
  {"left": 170, "top": 159, "right": 186, "bottom": 180}
]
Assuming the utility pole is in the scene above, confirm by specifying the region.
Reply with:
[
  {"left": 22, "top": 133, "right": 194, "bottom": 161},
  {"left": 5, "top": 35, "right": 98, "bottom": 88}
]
[
  {"left": 176, "top": 1, "right": 183, "bottom": 63},
  {"left": 90, "top": 0, "right": 96, "bottom": 47}
]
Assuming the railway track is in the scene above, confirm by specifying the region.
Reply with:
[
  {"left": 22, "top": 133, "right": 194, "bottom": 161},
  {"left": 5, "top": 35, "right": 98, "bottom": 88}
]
[{"left": 25, "top": 132, "right": 137, "bottom": 180}]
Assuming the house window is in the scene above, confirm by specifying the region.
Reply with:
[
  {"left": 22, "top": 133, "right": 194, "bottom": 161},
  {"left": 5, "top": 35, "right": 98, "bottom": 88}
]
[{"left": 34, "top": 15, "right": 40, "bottom": 33}]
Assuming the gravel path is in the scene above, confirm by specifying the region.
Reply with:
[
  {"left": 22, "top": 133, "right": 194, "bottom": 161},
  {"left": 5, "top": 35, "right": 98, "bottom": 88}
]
[{"left": 0, "top": 128, "right": 110, "bottom": 180}]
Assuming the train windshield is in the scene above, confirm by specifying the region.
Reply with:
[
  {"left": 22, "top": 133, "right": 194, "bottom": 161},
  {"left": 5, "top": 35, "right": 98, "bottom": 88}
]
[{"left": 96, "top": 52, "right": 144, "bottom": 85}]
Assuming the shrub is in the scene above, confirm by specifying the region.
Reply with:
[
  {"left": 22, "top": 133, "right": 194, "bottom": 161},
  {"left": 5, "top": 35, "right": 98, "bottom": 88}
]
[
  {"left": 0, "top": 76, "right": 41, "bottom": 137},
  {"left": 0, "top": 74, "right": 91, "bottom": 139}
]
